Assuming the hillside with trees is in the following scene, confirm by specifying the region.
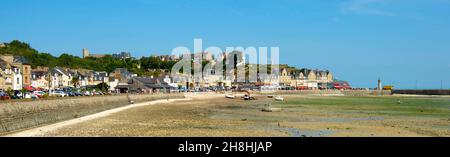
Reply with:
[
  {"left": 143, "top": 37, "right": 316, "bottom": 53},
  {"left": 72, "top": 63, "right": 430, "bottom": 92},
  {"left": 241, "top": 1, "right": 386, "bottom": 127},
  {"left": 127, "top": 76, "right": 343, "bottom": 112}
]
[
  {"left": 0, "top": 40, "right": 177, "bottom": 76},
  {"left": 1, "top": 40, "right": 278, "bottom": 77}
]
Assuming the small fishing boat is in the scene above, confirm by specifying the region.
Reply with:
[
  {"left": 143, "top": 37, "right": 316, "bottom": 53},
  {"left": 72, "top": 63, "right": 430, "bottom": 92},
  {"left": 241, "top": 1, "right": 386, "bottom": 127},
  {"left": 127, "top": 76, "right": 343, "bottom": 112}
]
[
  {"left": 225, "top": 94, "right": 236, "bottom": 99},
  {"left": 275, "top": 96, "right": 284, "bottom": 101}
]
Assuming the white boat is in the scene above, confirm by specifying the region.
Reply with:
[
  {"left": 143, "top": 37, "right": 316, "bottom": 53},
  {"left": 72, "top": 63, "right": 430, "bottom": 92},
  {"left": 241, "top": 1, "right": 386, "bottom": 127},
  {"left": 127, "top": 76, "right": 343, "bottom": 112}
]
[
  {"left": 275, "top": 96, "right": 284, "bottom": 101},
  {"left": 225, "top": 94, "right": 236, "bottom": 99}
]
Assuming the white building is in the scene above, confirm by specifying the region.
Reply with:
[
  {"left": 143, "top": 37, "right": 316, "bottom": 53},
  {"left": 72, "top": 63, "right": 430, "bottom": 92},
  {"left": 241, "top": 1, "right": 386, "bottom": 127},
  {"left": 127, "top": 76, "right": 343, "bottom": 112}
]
[
  {"left": 76, "top": 70, "right": 92, "bottom": 87},
  {"left": 162, "top": 75, "right": 179, "bottom": 89},
  {"left": 12, "top": 67, "right": 22, "bottom": 90},
  {"left": 307, "top": 82, "right": 319, "bottom": 89},
  {"left": 31, "top": 71, "right": 49, "bottom": 90},
  {"left": 49, "top": 67, "right": 71, "bottom": 89},
  {"left": 108, "top": 77, "right": 119, "bottom": 92}
]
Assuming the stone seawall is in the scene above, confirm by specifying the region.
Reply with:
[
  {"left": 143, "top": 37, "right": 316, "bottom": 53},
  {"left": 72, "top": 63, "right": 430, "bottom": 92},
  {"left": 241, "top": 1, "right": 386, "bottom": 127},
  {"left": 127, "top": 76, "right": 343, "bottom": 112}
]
[
  {"left": 0, "top": 94, "right": 184, "bottom": 134},
  {"left": 260, "top": 90, "right": 392, "bottom": 96},
  {"left": 392, "top": 90, "right": 450, "bottom": 95}
]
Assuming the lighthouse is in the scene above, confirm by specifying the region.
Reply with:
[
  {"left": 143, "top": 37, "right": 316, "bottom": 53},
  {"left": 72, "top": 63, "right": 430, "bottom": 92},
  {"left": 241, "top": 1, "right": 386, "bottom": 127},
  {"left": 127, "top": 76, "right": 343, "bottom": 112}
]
[{"left": 378, "top": 78, "right": 382, "bottom": 91}]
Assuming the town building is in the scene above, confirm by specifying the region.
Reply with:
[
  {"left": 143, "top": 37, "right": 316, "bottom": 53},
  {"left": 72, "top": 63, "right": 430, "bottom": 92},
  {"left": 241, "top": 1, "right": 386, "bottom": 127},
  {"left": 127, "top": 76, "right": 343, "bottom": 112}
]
[
  {"left": 0, "top": 55, "right": 32, "bottom": 87},
  {"left": 258, "top": 73, "right": 280, "bottom": 86},
  {"left": 0, "top": 60, "right": 14, "bottom": 90},
  {"left": 112, "top": 52, "right": 132, "bottom": 59},
  {"left": 92, "top": 71, "right": 109, "bottom": 85},
  {"left": 12, "top": 66, "right": 22, "bottom": 90},
  {"left": 74, "top": 69, "right": 92, "bottom": 87},
  {"left": 292, "top": 68, "right": 333, "bottom": 90},
  {"left": 192, "top": 52, "right": 213, "bottom": 61},
  {"left": 48, "top": 67, "right": 72, "bottom": 89},
  {"left": 280, "top": 68, "right": 292, "bottom": 86},
  {"left": 116, "top": 76, "right": 174, "bottom": 93},
  {"left": 108, "top": 77, "right": 119, "bottom": 92},
  {"left": 269, "top": 68, "right": 334, "bottom": 90},
  {"left": 110, "top": 68, "right": 136, "bottom": 81},
  {"left": 31, "top": 70, "right": 49, "bottom": 90},
  {"left": 224, "top": 51, "right": 245, "bottom": 66},
  {"left": 155, "top": 54, "right": 179, "bottom": 62}
]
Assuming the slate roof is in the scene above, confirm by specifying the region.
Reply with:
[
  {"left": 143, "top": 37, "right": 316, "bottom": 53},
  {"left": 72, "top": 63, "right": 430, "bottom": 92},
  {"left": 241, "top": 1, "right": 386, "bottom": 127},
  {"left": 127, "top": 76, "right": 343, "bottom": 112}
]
[
  {"left": 131, "top": 77, "right": 174, "bottom": 89},
  {"left": 49, "top": 67, "right": 69, "bottom": 76},
  {"left": 0, "top": 59, "right": 9, "bottom": 69},
  {"left": 13, "top": 56, "right": 31, "bottom": 65}
]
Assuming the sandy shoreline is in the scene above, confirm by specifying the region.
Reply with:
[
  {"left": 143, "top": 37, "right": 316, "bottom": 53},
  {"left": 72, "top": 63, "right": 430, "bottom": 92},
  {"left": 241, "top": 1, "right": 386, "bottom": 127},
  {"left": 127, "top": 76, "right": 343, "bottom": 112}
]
[
  {"left": 3, "top": 97, "right": 191, "bottom": 137},
  {"left": 3, "top": 93, "right": 225, "bottom": 137},
  {"left": 3, "top": 93, "right": 449, "bottom": 137}
]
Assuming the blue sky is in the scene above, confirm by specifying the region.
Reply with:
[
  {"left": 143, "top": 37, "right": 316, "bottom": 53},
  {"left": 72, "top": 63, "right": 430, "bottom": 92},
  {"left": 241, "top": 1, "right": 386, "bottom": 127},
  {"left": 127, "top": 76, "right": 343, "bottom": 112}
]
[{"left": 1, "top": 0, "right": 450, "bottom": 89}]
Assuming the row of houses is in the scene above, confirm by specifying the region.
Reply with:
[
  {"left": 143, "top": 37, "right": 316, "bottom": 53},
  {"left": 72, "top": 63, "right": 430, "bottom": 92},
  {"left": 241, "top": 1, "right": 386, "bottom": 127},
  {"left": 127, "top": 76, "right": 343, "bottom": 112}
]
[
  {"left": 165, "top": 68, "right": 334, "bottom": 91},
  {"left": 1, "top": 52, "right": 335, "bottom": 92},
  {"left": 31, "top": 67, "right": 141, "bottom": 91},
  {"left": 0, "top": 54, "right": 179, "bottom": 94},
  {"left": 279, "top": 68, "right": 334, "bottom": 89},
  {"left": 0, "top": 55, "right": 136, "bottom": 92},
  {"left": 0, "top": 55, "right": 30, "bottom": 90},
  {"left": 116, "top": 76, "right": 175, "bottom": 93}
]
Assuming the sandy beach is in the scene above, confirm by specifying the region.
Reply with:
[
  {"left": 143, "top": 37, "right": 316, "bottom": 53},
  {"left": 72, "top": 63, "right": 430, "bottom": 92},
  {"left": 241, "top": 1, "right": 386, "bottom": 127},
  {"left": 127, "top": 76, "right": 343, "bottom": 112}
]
[{"left": 4, "top": 93, "right": 449, "bottom": 137}]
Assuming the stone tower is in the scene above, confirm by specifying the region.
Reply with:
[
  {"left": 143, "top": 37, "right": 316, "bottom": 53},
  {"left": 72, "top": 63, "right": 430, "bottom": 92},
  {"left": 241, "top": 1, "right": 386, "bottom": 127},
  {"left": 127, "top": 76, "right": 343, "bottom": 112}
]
[{"left": 82, "top": 48, "right": 90, "bottom": 58}]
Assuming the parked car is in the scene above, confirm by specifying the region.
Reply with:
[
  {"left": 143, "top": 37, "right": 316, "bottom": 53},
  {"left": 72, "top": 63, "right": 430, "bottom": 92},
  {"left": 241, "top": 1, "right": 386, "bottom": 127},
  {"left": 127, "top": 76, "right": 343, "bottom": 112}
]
[
  {"left": 83, "top": 91, "right": 92, "bottom": 96},
  {"left": 67, "top": 91, "right": 75, "bottom": 97},
  {"left": 74, "top": 91, "right": 83, "bottom": 96},
  {"left": 15, "top": 91, "right": 24, "bottom": 99},
  {"left": 0, "top": 92, "right": 11, "bottom": 100},
  {"left": 51, "top": 91, "right": 67, "bottom": 97},
  {"left": 24, "top": 92, "right": 33, "bottom": 99},
  {"left": 11, "top": 91, "right": 22, "bottom": 99},
  {"left": 10, "top": 95, "right": 21, "bottom": 99},
  {"left": 33, "top": 91, "right": 46, "bottom": 98},
  {"left": 69, "top": 91, "right": 83, "bottom": 97},
  {"left": 15, "top": 92, "right": 33, "bottom": 99},
  {"left": 67, "top": 91, "right": 81, "bottom": 97}
]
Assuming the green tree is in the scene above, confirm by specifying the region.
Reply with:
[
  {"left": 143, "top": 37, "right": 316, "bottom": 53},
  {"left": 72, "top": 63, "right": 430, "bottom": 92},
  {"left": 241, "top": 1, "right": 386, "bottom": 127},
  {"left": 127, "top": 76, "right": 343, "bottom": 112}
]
[
  {"left": 20, "top": 88, "right": 28, "bottom": 99},
  {"left": 5, "top": 88, "right": 14, "bottom": 97},
  {"left": 96, "top": 82, "right": 109, "bottom": 92},
  {"left": 0, "top": 40, "right": 184, "bottom": 77},
  {"left": 71, "top": 77, "right": 80, "bottom": 88}
]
